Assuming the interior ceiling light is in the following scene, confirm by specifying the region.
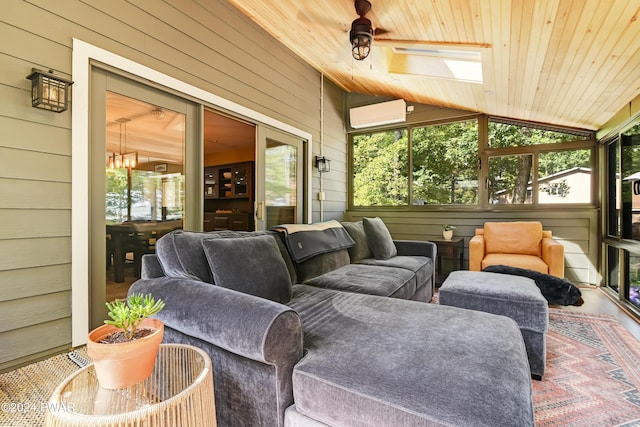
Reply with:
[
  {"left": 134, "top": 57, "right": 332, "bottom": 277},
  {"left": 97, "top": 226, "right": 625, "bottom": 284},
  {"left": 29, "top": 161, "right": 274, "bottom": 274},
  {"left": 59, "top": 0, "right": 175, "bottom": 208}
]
[
  {"left": 350, "top": 0, "right": 374, "bottom": 61},
  {"left": 350, "top": 17, "right": 373, "bottom": 61},
  {"left": 150, "top": 107, "right": 165, "bottom": 120},
  {"left": 108, "top": 118, "right": 138, "bottom": 170}
]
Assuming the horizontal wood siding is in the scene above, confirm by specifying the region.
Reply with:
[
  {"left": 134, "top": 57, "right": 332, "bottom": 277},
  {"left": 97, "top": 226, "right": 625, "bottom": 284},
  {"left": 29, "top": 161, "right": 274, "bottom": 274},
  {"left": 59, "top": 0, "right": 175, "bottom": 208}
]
[
  {"left": 344, "top": 209, "right": 599, "bottom": 285},
  {"left": 1, "top": 0, "right": 345, "bottom": 371},
  {"left": 313, "top": 79, "right": 347, "bottom": 222}
]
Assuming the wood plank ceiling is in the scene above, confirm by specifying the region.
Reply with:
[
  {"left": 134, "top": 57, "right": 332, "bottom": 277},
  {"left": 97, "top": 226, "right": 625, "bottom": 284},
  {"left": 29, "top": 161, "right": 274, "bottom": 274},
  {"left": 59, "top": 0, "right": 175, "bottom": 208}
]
[{"left": 228, "top": 0, "right": 640, "bottom": 131}]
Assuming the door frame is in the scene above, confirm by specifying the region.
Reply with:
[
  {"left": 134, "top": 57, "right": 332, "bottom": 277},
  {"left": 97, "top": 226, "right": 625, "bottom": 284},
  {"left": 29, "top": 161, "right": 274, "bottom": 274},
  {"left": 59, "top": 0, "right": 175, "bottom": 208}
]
[{"left": 72, "top": 39, "right": 312, "bottom": 345}]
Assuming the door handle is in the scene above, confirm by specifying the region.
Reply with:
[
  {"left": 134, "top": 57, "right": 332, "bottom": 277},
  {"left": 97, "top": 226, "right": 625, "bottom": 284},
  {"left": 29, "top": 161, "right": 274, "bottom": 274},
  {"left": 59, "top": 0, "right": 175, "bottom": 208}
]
[{"left": 255, "top": 201, "right": 264, "bottom": 220}]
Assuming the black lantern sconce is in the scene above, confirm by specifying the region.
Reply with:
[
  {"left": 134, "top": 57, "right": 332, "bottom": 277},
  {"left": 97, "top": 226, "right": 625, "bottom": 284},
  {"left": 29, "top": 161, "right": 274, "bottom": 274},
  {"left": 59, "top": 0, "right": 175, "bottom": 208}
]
[
  {"left": 26, "top": 68, "right": 74, "bottom": 113},
  {"left": 315, "top": 156, "right": 331, "bottom": 173}
]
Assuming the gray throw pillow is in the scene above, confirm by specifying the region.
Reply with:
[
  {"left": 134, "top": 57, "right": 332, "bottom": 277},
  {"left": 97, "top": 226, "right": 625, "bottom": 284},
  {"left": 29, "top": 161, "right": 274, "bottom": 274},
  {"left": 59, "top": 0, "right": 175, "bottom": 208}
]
[
  {"left": 362, "top": 217, "right": 397, "bottom": 260},
  {"left": 201, "top": 234, "right": 292, "bottom": 303},
  {"left": 341, "top": 221, "right": 373, "bottom": 262}
]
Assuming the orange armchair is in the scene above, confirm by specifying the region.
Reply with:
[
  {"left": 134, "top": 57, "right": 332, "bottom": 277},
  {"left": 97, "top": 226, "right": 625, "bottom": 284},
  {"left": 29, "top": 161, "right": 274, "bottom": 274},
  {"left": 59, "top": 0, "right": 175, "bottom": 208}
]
[{"left": 469, "top": 221, "right": 565, "bottom": 278}]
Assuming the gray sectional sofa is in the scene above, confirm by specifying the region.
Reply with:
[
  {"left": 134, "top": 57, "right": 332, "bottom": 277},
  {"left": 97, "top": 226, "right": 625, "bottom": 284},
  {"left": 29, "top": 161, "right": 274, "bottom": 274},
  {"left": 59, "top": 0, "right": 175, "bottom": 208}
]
[{"left": 129, "top": 218, "right": 535, "bottom": 426}]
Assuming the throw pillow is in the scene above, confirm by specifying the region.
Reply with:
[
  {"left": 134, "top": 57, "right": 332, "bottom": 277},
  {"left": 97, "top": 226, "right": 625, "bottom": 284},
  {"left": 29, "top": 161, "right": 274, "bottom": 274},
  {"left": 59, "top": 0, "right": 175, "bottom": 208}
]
[
  {"left": 201, "top": 234, "right": 292, "bottom": 304},
  {"left": 341, "top": 221, "right": 373, "bottom": 262},
  {"left": 362, "top": 217, "right": 397, "bottom": 260},
  {"left": 156, "top": 230, "right": 238, "bottom": 283}
]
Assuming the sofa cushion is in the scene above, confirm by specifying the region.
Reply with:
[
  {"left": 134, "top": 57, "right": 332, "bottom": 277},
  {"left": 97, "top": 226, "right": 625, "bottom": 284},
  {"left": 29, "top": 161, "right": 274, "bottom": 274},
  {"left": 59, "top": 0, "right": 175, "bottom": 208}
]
[
  {"left": 202, "top": 234, "right": 292, "bottom": 303},
  {"left": 357, "top": 255, "right": 433, "bottom": 289},
  {"left": 287, "top": 285, "right": 535, "bottom": 427},
  {"left": 484, "top": 221, "right": 543, "bottom": 256},
  {"left": 363, "top": 217, "right": 397, "bottom": 260},
  {"left": 341, "top": 221, "right": 372, "bottom": 262},
  {"left": 303, "top": 264, "right": 416, "bottom": 299}
]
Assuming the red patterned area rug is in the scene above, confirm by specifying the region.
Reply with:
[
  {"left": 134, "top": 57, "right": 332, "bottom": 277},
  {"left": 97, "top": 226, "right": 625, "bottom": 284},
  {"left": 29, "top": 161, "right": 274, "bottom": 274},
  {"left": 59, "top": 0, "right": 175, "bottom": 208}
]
[{"left": 534, "top": 309, "right": 640, "bottom": 426}]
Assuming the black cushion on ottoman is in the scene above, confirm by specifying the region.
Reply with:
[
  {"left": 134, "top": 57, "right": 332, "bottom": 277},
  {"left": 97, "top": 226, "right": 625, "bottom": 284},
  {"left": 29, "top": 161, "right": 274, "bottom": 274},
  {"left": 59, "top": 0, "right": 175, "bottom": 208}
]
[
  {"left": 439, "top": 270, "right": 549, "bottom": 380},
  {"left": 483, "top": 264, "right": 583, "bottom": 306}
]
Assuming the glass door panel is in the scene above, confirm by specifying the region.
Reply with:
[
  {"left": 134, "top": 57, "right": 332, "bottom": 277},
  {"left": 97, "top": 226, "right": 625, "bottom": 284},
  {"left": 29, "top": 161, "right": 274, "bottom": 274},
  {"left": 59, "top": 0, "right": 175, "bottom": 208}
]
[
  {"left": 106, "top": 92, "right": 186, "bottom": 223},
  {"left": 105, "top": 92, "right": 186, "bottom": 290},
  {"left": 256, "top": 127, "right": 304, "bottom": 230},
  {"left": 91, "top": 68, "right": 199, "bottom": 329},
  {"left": 265, "top": 139, "right": 298, "bottom": 228}
]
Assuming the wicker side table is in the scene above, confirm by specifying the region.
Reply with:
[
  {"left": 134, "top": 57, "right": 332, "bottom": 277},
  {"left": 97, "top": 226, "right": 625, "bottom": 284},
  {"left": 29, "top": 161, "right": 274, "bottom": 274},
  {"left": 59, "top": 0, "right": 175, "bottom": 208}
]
[{"left": 45, "top": 344, "right": 215, "bottom": 427}]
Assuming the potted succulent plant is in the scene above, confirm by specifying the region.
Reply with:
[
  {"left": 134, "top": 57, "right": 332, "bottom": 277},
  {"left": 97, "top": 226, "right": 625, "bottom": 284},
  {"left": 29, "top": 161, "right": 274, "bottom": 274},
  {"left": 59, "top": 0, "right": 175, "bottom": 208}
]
[
  {"left": 87, "top": 293, "right": 165, "bottom": 389},
  {"left": 442, "top": 224, "right": 456, "bottom": 241}
]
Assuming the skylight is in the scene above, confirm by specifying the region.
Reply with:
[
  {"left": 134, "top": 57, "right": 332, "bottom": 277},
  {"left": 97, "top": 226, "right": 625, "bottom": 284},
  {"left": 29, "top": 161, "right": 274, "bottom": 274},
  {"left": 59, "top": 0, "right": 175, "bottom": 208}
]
[{"left": 387, "top": 46, "right": 484, "bottom": 84}]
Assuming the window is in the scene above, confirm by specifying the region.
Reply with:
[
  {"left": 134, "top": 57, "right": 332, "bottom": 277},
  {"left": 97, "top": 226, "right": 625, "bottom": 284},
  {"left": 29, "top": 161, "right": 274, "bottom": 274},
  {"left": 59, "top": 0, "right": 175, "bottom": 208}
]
[
  {"left": 607, "top": 245, "right": 620, "bottom": 293},
  {"left": 487, "top": 120, "right": 593, "bottom": 205},
  {"left": 608, "top": 138, "right": 621, "bottom": 236},
  {"left": 349, "top": 116, "right": 593, "bottom": 208},
  {"left": 621, "top": 123, "right": 640, "bottom": 241},
  {"left": 488, "top": 154, "right": 533, "bottom": 204},
  {"left": 538, "top": 150, "right": 591, "bottom": 204},
  {"left": 412, "top": 120, "right": 478, "bottom": 205},
  {"left": 488, "top": 120, "right": 588, "bottom": 147},
  {"left": 353, "top": 129, "right": 408, "bottom": 206}
]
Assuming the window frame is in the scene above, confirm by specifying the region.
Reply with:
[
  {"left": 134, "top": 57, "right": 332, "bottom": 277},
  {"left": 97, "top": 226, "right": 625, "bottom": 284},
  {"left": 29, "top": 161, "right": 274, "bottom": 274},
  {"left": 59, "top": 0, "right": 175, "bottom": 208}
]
[
  {"left": 348, "top": 115, "right": 596, "bottom": 210},
  {"left": 484, "top": 140, "right": 597, "bottom": 208}
]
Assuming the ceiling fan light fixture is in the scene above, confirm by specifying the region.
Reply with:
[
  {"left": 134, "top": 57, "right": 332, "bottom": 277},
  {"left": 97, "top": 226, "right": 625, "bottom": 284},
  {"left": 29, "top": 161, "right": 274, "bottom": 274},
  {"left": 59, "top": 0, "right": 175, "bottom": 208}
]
[{"left": 350, "top": 17, "right": 373, "bottom": 61}]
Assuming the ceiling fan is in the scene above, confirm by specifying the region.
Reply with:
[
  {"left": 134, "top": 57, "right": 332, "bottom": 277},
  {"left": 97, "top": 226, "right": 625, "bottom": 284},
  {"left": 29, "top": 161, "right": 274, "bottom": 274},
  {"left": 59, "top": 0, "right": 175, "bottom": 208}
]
[
  {"left": 349, "top": 0, "right": 385, "bottom": 61},
  {"left": 348, "top": 0, "right": 490, "bottom": 62}
]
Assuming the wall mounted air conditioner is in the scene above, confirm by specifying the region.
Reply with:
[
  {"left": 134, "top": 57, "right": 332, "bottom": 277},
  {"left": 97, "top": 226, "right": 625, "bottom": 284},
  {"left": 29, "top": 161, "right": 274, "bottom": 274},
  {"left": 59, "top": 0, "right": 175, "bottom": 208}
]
[{"left": 349, "top": 99, "right": 407, "bottom": 129}]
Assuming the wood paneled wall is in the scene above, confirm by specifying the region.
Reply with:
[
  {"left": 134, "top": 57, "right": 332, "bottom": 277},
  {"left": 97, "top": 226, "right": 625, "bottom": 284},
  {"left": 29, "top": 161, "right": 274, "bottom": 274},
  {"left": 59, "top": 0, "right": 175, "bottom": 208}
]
[
  {"left": 0, "top": 0, "right": 346, "bottom": 371},
  {"left": 344, "top": 209, "right": 599, "bottom": 285}
]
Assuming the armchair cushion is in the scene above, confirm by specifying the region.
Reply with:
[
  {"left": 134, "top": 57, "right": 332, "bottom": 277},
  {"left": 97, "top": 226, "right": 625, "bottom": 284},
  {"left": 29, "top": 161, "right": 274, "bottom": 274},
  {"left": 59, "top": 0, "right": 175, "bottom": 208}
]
[
  {"left": 482, "top": 254, "right": 549, "bottom": 275},
  {"left": 484, "top": 221, "right": 542, "bottom": 256}
]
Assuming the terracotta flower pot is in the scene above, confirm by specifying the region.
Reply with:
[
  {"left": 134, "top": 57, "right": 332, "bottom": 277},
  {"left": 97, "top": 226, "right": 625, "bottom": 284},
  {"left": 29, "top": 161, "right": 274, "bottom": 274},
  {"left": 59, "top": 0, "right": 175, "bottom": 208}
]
[{"left": 87, "top": 318, "right": 164, "bottom": 389}]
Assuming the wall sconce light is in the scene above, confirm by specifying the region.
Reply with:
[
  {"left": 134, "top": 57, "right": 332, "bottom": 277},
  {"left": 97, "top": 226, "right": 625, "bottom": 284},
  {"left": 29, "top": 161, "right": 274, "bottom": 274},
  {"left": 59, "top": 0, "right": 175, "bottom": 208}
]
[
  {"left": 315, "top": 156, "right": 331, "bottom": 173},
  {"left": 26, "top": 68, "right": 73, "bottom": 113}
]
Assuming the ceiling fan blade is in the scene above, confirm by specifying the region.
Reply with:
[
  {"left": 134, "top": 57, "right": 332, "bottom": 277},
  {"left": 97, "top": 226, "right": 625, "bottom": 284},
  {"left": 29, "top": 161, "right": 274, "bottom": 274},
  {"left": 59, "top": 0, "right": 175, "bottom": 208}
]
[{"left": 374, "top": 39, "right": 492, "bottom": 49}]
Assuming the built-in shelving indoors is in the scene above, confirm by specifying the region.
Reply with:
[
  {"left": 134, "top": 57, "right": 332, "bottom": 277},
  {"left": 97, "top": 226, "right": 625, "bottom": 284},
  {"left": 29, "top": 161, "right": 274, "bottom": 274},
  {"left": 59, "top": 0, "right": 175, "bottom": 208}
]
[{"left": 204, "top": 161, "right": 254, "bottom": 231}]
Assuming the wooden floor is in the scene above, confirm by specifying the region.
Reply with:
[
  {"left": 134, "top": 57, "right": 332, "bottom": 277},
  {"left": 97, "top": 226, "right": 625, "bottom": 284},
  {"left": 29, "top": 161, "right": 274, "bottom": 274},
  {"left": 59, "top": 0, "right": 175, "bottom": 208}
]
[{"left": 554, "top": 286, "right": 640, "bottom": 340}]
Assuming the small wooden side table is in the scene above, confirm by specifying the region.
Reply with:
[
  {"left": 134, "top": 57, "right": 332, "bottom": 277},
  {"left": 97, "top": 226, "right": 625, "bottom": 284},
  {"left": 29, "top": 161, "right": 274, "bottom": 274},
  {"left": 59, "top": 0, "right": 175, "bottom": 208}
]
[
  {"left": 45, "top": 344, "right": 215, "bottom": 427},
  {"left": 433, "top": 237, "right": 465, "bottom": 287}
]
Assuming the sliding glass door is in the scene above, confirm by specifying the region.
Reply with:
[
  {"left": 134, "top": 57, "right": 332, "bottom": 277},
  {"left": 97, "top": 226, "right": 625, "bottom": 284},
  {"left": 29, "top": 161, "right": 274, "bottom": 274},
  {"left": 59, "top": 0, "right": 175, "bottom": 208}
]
[{"left": 90, "top": 68, "right": 200, "bottom": 328}]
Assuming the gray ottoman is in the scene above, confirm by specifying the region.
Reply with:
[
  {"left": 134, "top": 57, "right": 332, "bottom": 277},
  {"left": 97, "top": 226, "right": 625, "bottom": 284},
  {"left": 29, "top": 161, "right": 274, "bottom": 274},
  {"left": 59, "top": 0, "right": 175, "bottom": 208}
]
[{"left": 439, "top": 270, "right": 549, "bottom": 380}]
